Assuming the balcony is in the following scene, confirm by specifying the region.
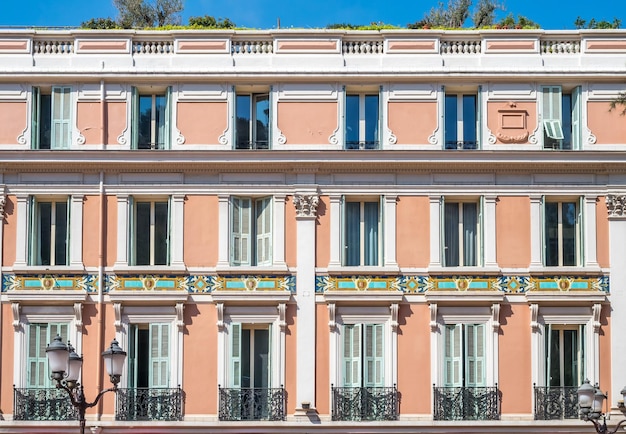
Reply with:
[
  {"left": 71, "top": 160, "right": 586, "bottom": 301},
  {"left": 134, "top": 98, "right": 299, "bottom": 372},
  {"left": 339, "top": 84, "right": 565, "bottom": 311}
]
[
  {"left": 445, "top": 140, "right": 478, "bottom": 150},
  {"left": 219, "top": 387, "right": 285, "bottom": 421},
  {"left": 331, "top": 386, "right": 398, "bottom": 421},
  {"left": 115, "top": 387, "right": 183, "bottom": 421},
  {"left": 534, "top": 385, "right": 579, "bottom": 420},
  {"left": 13, "top": 387, "right": 78, "bottom": 421},
  {"left": 235, "top": 140, "right": 270, "bottom": 150},
  {"left": 433, "top": 385, "right": 500, "bottom": 421},
  {"left": 345, "top": 140, "right": 380, "bottom": 150}
]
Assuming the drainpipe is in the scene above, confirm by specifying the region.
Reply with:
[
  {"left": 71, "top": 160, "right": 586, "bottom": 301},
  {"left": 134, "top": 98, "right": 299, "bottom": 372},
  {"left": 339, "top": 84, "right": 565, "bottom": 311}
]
[
  {"left": 96, "top": 79, "right": 106, "bottom": 419},
  {"left": 0, "top": 182, "right": 5, "bottom": 413}
]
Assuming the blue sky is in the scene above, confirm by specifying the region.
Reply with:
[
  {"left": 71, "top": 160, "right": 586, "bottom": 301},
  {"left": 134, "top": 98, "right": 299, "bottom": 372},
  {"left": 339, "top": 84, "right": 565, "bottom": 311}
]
[{"left": 0, "top": 0, "right": 624, "bottom": 29}]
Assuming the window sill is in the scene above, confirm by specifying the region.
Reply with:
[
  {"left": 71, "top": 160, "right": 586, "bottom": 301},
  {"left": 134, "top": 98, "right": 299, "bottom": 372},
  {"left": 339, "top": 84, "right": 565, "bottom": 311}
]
[
  {"left": 528, "top": 265, "right": 603, "bottom": 275},
  {"left": 427, "top": 266, "right": 501, "bottom": 275},
  {"left": 326, "top": 265, "right": 401, "bottom": 275},
  {"left": 215, "top": 264, "right": 291, "bottom": 275},
  {"left": 11, "top": 265, "right": 86, "bottom": 274},
  {"left": 112, "top": 264, "right": 187, "bottom": 274}
]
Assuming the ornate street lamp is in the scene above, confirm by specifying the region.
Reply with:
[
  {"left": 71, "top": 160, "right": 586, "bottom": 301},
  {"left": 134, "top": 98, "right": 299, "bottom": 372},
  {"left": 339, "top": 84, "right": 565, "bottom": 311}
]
[
  {"left": 578, "top": 379, "right": 626, "bottom": 434},
  {"left": 46, "top": 335, "right": 127, "bottom": 434}
]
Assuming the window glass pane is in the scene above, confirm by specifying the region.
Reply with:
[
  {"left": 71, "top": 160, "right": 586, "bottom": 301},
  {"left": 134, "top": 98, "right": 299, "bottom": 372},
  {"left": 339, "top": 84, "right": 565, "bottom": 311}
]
[
  {"left": 462, "top": 95, "right": 477, "bottom": 148},
  {"left": 254, "top": 95, "right": 269, "bottom": 149},
  {"left": 154, "top": 202, "right": 169, "bottom": 265},
  {"left": 37, "top": 202, "right": 52, "bottom": 266},
  {"left": 562, "top": 202, "right": 577, "bottom": 266},
  {"left": 345, "top": 95, "right": 360, "bottom": 149},
  {"left": 444, "top": 203, "right": 459, "bottom": 267},
  {"left": 236, "top": 95, "right": 251, "bottom": 149},
  {"left": 563, "top": 329, "right": 578, "bottom": 387},
  {"left": 154, "top": 95, "right": 166, "bottom": 149},
  {"left": 39, "top": 94, "right": 52, "bottom": 150},
  {"left": 254, "top": 328, "right": 270, "bottom": 388},
  {"left": 562, "top": 93, "right": 572, "bottom": 150},
  {"left": 548, "top": 328, "right": 560, "bottom": 386},
  {"left": 241, "top": 328, "right": 250, "bottom": 387},
  {"left": 463, "top": 203, "right": 477, "bottom": 266},
  {"left": 138, "top": 96, "right": 153, "bottom": 150},
  {"left": 544, "top": 202, "right": 559, "bottom": 266},
  {"left": 364, "top": 95, "right": 379, "bottom": 149},
  {"left": 364, "top": 202, "right": 379, "bottom": 266},
  {"left": 344, "top": 202, "right": 361, "bottom": 266},
  {"left": 444, "top": 95, "right": 458, "bottom": 149},
  {"left": 135, "top": 202, "right": 151, "bottom": 265},
  {"left": 54, "top": 202, "right": 68, "bottom": 266}
]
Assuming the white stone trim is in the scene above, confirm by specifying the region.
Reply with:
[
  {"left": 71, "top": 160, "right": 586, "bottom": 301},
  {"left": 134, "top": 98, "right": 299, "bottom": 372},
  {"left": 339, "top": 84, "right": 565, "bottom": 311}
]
[
  {"left": 216, "top": 194, "right": 230, "bottom": 268},
  {"left": 170, "top": 194, "right": 185, "bottom": 268},
  {"left": 273, "top": 195, "right": 287, "bottom": 268},
  {"left": 584, "top": 195, "right": 599, "bottom": 268},
  {"left": 529, "top": 195, "right": 543, "bottom": 269},
  {"left": 483, "top": 195, "right": 497, "bottom": 268},
  {"left": 428, "top": 195, "right": 442, "bottom": 268},
  {"left": 383, "top": 195, "right": 398, "bottom": 268},
  {"left": 114, "top": 194, "right": 129, "bottom": 267},
  {"left": 69, "top": 195, "right": 84, "bottom": 269},
  {"left": 328, "top": 195, "right": 342, "bottom": 268},
  {"left": 13, "top": 194, "right": 28, "bottom": 267}
]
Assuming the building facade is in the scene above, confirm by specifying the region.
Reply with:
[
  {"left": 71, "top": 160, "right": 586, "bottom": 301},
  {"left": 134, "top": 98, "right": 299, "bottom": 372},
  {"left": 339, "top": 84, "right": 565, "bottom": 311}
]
[{"left": 0, "top": 28, "right": 625, "bottom": 433}]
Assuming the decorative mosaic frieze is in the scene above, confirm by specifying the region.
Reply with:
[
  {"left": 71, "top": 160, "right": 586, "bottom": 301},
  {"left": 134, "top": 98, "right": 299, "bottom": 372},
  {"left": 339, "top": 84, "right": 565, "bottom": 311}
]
[
  {"left": 315, "top": 275, "right": 609, "bottom": 294},
  {"left": 107, "top": 274, "right": 296, "bottom": 293},
  {"left": 2, "top": 274, "right": 98, "bottom": 293},
  {"left": 209, "top": 275, "right": 296, "bottom": 293}
]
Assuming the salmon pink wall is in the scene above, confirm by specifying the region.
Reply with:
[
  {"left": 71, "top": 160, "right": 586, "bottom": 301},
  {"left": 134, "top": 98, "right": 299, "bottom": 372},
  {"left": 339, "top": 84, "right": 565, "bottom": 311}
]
[
  {"left": 487, "top": 101, "right": 537, "bottom": 145},
  {"left": 184, "top": 195, "right": 217, "bottom": 267},
  {"left": 285, "top": 196, "right": 297, "bottom": 268},
  {"left": 2, "top": 195, "right": 16, "bottom": 267},
  {"left": 1, "top": 303, "right": 15, "bottom": 416},
  {"left": 497, "top": 196, "right": 531, "bottom": 268},
  {"left": 316, "top": 196, "right": 330, "bottom": 268},
  {"left": 499, "top": 303, "right": 532, "bottom": 414},
  {"left": 597, "top": 196, "right": 610, "bottom": 268},
  {"left": 105, "top": 195, "right": 117, "bottom": 267},
  {"left": 0, "top": 102, "right": 26, "bottom": 145},
  {"left": 106, "top": 102, "right": 126, "bottom": 146},
  {"left": 396, "top": 196, "right": 429, "bottom": 268},
  {"left": 277, "top": 102, "right": 337, "bottom": 145},
  {"left": 99, "top": 304, "right": 117, "bottom": 415},
  {"left": 388, "top": 102, "right": 437, "bottom": 145},
  {"left": 77, "top": 102, "right": 101, "bottom": 145},
  {"left": 397, "top": 304, "right": 431, "bottom": 414},
  {"left": 588, "top": 102, "right": 626, "bottom": 145},
  {"left": 315, "top": 303, "right": 329, "bottom": 414},
  {"left": 183, "top": 303, "right": 218, "bottom": 414},
  {"left": 81, "top": 303, "right": 101, "bottom": 417},
  {"left": 177, "top": 102, "right": 227, "bottom": 145},
  {"left": 83, "top": 195, "right": 101, "bottom": 267},
  {"left": 285, "top": 304, "right": 297, "bottom": 414}
]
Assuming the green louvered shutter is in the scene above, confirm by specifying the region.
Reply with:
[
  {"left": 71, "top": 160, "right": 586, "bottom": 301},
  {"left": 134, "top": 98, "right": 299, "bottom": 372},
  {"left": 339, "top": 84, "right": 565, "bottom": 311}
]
[
  {"left": 231, "top": 197, "right": 251, "bottom": 266},
  {"left": 131, "top": 87, "right": 139, "bottom": 149},
  {"left": 162, "top": 87, "right": 172, "bottom": 150},
  {"left": 542, "top": 86, "right": 564, "bottom": 147},
  {"left": 571, "top": 86, "right": 582, "bottom": 150},
  {"left": 444, "top": 324, "right": 462, "bottom": 387},
  {"left": 465, "top": 324, "right": 486, "bottom": 387},
  {"left": 149, "top": 323, "right": 170, "bottom": 388},
  {"left": 255, "top": 197, "right": 272, "bottom": 266},
  {"left": 230, "top": 323, "right": 242, "bottom": 388},
  {"left": 31, "top": 87, "right": 41, "bottom": 149},
  {"left": 343, "top": 324, "right": 362, "bottom": 387},
  {"left": 50, "top": 86, "right": 71, "bottom": 149},
  {"left": 364, "top": 324, "right": 384, "bottom": 387},
  {"left": 27, "top": 323, "right": 69, "bottom": 387}
]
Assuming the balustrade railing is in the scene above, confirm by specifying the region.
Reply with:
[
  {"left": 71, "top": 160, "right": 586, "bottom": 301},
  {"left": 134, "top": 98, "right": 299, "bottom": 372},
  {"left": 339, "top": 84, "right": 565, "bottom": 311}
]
[
  {"left": 331, "top": 385, "right": 398, "bottom": 421},
  {"left": 133, "top": 40, "right": 174, "bottom": 54},
  {"left": 13, "top": 387, "right": 78, "bottom": 421},
  {"left": 115, "top": 387, "right": 183, "bottom": 421},
  {"left": 231, "top": 39, "right": 273, "bottom": 54},
  {"left": 540, "top": 39, "right": 581, "bottom": 54},
  {"left": 534, "top": 385, "right": 579, "bottom": 420},
  {"left": 33, "top": 39, "right": 73, "bottom": 54},
  {"left": 433, "top": 385, "right": 500, "bottom": 421},
  {"left": 219, "top": 387, "right": 285, "bottom": 421},
  {"left": 440, "top": 39, "right": 482, "bottom": 54},
  {"left": 342, "top": 40, "right": 384, "bottom": 54}
]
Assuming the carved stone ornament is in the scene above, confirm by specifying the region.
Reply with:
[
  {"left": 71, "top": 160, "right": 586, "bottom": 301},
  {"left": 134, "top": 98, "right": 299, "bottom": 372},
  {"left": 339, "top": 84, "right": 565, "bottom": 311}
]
[
  {"left": 0, "top": 195, "right": 5, "bottom": 220},
  {"left": 12, "top": 303, "right": 20, "bottom": 331},
  {"left": 216, "top": 303, "right": 224, "bottom": 330},
  {"left": 278, "top": 303, "right": 287, "bottom": 332},
  {"left": 606, "top": 194, "right": 626, "bottom": 218},
  {"left": 429, "top": 303, "right": 438, "bottom": 331},
  {"left": 530, "top": 304, "right": 539, "bottom": 332},
  {"left": 328, "top": 303, "right": 336, "bottom": 331},
  {"left": 293, "top": 194, "right": 319, "bottom": 218},
  {"left": 113, "top": 303, "right": 122, "bottom": 331},
  {"left": 390, "top": 303, "right": 399, "bottom": 332}
]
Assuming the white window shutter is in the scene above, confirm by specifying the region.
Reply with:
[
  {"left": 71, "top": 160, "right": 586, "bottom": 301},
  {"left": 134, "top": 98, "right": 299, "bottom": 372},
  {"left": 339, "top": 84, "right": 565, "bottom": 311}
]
[
  {"left": 231, "top": 198, "right": 251, "bottom": 266},
  {"left": 27, "top": 323, "right": 69, "bottom": 388},
  {"left": 465, "top": 324, "right": 486, "bottom": 387},
  {"left": 131, "top": 87, "right": 139, "bottom": 149},
  {"left": 230, "top": 323, "right": 242, "bottom": 388},
  {"left": 343, "top": 324, "right": 362, "bottom": 387},
  {"left": 364, "top": 324, "right": 384, "bottom": 387},
  {"left": 31, "top": 87, "right": 41, "bottom": 149},
  {"left": 255, "top": 197, "right": 272, "bottom": 266},
  {"left": 50, "top": 86, "right": 71, "bottom": 149},
  {"left": 571, "top": 86, "right": 582, "bottom": 149},
  {"left": 444, "top": 324, "right": 463, "bottom": 387},
  {"left": 149, "top": 323, "right": 170, "bottom": 388}
]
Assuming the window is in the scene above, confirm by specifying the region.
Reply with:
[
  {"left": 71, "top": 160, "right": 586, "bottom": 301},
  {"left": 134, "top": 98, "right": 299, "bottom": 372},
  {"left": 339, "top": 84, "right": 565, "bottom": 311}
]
[
  {"left": 128, "top": 323, "right": 171, "bottom": 388},
  {"left": 29, "top": 198, "right": 69, "bottom": 266},
  {"left": 542, "top": 86, "right": 582, "bottom": 150},
  {"left": 26, "top": 323, "right": 69, "bottom": 388},
  {"left": 343, "top": 200, "right": 381, "bottom": 266},
  {"left": 345, "top": 93, "right": 380, "bottom": 149},
  {"left": 230, "top": 324, "right": 271, "bottom": 389},
  {"left": 231, "top": 197, "right": 272, "bottom": 266},
  {"left": 443, "top": 200, "right": 480, "bottom": 267},
  {"left": 235, "top": 93, "right": 270, "bottom": 150},
  {"left": 444, "top": 92, "right": 479, "bottom": 150},
  {"left": 546, "top": 325, "right": 585, "bottom": 388},
  {"left": 342, "top": 323, "right": 384, "bottom": 387},
  {"left": 443, "top": 324, "right": 485, "bottom": 387},
  {"left": 130, "top": 199, "right": 169, "bottom": 266},
  {"left": 544, "top": 199, "right": 581, "bottom": 267},
  {"left": 32, "top": 86, "right": 72, "bottom": 149},
  {"left": 132, "top": 87, "right": 171, "bottom": 150}
]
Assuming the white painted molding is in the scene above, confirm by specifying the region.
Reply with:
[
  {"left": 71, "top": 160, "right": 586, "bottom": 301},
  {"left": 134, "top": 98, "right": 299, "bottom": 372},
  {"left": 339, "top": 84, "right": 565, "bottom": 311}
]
[
  {"left": 73, "top": 302, "right": 83, "bottom": 331},
  {"left": 278, "top": 303, "right": 287, "bottom": 332},
  {"left": 587, "top": 83, "right": 626, "bottom": 101},
  {"left": 175, "top": 302, "right": 185, "bottom": 330},
  {"left": 276, "top": 83, "right": 339, "bottom": 101},
  {"left": 491, "top": 303, "right": 501, "bottom": 332},
  {"left": 177, "top": 84, "right": 228, "bottom": 101},
  {"left": 593, "top": 303, "right": 602, "bottom": 333},
  {"left": 113, "top": 302, "right": 122, "bottom": 331},
  {"left": 487, "top": 83, "right": 536, "bottom": 101},
  {"left": 387, "top": 84, "right": 437, "bottom": 101},
  {"left": 328, "top": 303, "right": 336, "bottom": 331},
  {"left": 429, "top": 303, "right": 438, "bottom": 331},
  {"left": 390, "top": 303, "right": 399, "bottom": 332},
  {"left": 0, "top": 84, "right": 28, "bottom": 101},
  {"left": 117, "top": 85, "right": 131, "bottom": 146},
  {"left": 216, "top": 303, "right": 224, "bottom": 330},
  {"left": 11, "top": 303, "right": 20, "bottom": 331},
  {"left": 530, "top": 303, "right": 539, "bottom": 332}
]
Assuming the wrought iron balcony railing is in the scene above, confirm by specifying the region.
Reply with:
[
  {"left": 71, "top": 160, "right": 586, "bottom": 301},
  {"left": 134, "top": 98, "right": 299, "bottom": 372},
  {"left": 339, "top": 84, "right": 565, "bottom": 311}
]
[
  {"left": 13, "top": 387, "right": 79, "bottom": 421},
  {"left": 534, "top": 385, "right": 579, "bottom": 420},
  {"left": 345, "top": 140, "right": 380, "bottom": 150},
  {"left": 219, "top": 386, "right": 285, "bottom": 421},
  {"left": 331, "top": 385, "right": 398, "bottom": 421},
  {"left": 235, "top": 140, "right": 270, "bottom": 150},
  {"left": 433, "top": 385, "right": 500, "bottom": 421},
  {"left": 445, "top": 140, "right": 478, "bottom": 150},
  {"left": 115, "top": 387, "right": 183, "bottom": 421}
]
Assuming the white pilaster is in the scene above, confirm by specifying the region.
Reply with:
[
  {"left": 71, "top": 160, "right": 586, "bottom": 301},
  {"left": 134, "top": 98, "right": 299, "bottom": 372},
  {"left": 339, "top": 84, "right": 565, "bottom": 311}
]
[
  {"left": 114, "top": 194, "right": 129, "bottom": 267},
  {"left": 273, "top": 195, "right": 286, "bottom": 267},
  {"left": 428, "top": 196, "right": 441, "bottom": 268},
  {"left": 14, "top": 194, "right": 28, "bottom": 267},
  {"left": 328, "top": 194, "right": 342, "bottom": 268},
  {"left": 217, "top": 194, "right": 230, "bottom": 268},
  {"left": 383, "top": 195, "right": 398, "bottom": 268},
  {"left": 483, "top": 195, "right": 497, "bottom": 268},
  {"left": 530, "top": 195, "right": 543, "bottom": 269},
  {"left": 585, "top": 195, "right": 599, "bottom": 268},
  {"left": 69, "top": 195, "right": 84, "bottom": 268},
  {"left": 170, "top": 194, "right": 185, "bottom": 267}
]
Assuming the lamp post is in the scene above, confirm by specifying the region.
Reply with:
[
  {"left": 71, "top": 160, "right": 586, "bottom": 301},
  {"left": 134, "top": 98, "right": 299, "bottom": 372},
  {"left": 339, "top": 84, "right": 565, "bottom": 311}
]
[
  {"left": 46, "top": 335, "right": 127, "bottom": 434},
  {"left": 578, "top": 379, "right": 626, "bottom": 434}
]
